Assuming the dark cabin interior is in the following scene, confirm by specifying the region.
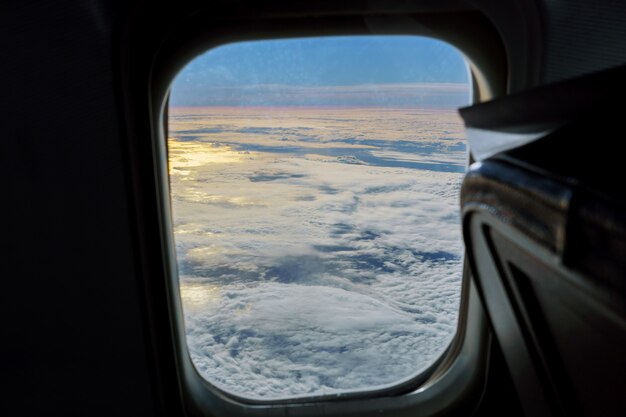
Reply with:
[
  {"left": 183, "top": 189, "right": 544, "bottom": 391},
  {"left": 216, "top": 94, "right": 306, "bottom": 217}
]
[{"left": 2, "top": 1, "right": 626, "bottom": 416}]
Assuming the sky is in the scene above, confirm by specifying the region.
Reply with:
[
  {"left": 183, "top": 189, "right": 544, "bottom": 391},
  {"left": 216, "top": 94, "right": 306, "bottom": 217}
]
[{"left": 170, "top": 36, "right": 470, "bottom": 108}]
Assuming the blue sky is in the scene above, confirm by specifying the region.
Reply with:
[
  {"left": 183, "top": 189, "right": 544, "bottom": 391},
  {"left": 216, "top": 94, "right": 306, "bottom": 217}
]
[{"left": 170, "top": 36, "right": 470, "bottom": 107}]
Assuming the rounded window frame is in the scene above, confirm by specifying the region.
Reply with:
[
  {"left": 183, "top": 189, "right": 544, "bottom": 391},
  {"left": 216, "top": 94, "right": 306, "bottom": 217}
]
[{"left": 144, "top": 9, "right": 506, "bottom": 417}]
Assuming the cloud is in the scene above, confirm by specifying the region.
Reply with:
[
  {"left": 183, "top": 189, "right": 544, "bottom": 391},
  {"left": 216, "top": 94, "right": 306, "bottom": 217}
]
[
  {"left": 183, "top": 282, "right": 456, "bottom": 398},
  {"left": 170, "top": 83, "right": 470, "bottom": 108},
  {"left": 169, "top": 107, "right": 466, "bottom": 399}
]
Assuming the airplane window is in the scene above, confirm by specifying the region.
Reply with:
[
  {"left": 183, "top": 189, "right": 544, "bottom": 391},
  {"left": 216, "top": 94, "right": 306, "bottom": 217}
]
[{"left": 168, "top": 36, "right": 470, "bottom": 400}]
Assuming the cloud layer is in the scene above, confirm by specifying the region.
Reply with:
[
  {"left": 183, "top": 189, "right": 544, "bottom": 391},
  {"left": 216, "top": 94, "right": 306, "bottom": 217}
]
[{"left": 169, "top": 107, "right": 467, "bottom": 399}]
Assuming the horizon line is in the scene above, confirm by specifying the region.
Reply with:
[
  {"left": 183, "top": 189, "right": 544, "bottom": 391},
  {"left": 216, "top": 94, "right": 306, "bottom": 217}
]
[{"left": 168, "top": 105, "right": 464, "bottom": 111}]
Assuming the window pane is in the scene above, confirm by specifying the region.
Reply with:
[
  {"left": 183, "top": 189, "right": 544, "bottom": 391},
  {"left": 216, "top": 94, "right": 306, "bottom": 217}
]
[{"left": 168, "top": 36, "right": 470, "bottom": 400}]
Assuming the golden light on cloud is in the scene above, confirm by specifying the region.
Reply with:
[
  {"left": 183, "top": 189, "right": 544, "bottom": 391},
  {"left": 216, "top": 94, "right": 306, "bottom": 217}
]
[
  {"left": 173, "top": 223, "right": 216, "bottom": 236},
  {"left": 168, "top": 140, "right": 246, "bottom": 176},
  {"left": 180, "top": 282, "right": 221, "bottom": 310},
  {"left": 187, "top": 245, "right": 223, "bottom": 260},
  {"left": 176, "top": 189, "right": 266, "bottom": 207}
]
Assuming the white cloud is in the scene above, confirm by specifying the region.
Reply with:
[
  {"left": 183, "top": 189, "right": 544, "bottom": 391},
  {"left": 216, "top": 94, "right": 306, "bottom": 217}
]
[
  {"left": 183, "top": 282, "right": 455, "bottom": 398},
  {"left": 169, "top": 107, "right": 466, "bottom": 399}
]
